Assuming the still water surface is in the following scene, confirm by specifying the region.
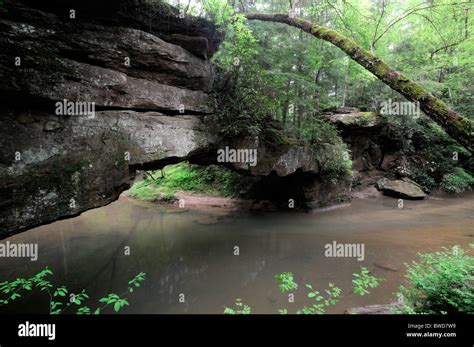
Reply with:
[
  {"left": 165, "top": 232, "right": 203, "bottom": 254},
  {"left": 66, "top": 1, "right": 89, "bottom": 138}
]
[{"left": 1, "top": 193, "right": 473, "bottom": 314}]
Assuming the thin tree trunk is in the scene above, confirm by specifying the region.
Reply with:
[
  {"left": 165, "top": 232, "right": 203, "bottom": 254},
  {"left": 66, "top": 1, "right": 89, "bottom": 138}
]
[
  {"left": 296, "top": 29, "right": 304, "bottom": 132},
  {"left": 313, "top": 66, "right": 322, "bottom": 114},
  {"left": 281, "top": 78, "right": 292, "bottom": 125},
  {"left": 245, "top": 13, "right": 473, "bottom": 151},
  {"left": 342, "top": 62, "right": 349, "bottom": 107},
  {"left": 281, "top": 98, "right": 289, "bottom": 125}
]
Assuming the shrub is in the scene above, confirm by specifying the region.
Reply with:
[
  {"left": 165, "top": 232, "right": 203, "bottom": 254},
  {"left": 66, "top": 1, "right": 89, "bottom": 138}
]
[
  {"left": 302, "top": 117, "right": 353, "bottom": 176},
  {"left": 224, "top": 267, "right": 382, "bottom": 314},
  {"left": 0, "top": 268, "right": 146, "bottom": 314},
  {"left": 223, "top": 299, "right": 251, "bottom": 314},
  {"left": 440, "top": 167, "right": 474, "bottom": 194},
  {"left": 407, "top": 166, "right": 436, "bottom": 193},
  {"left": 397, "top": 245, "right": 474, "bottom": 314}
]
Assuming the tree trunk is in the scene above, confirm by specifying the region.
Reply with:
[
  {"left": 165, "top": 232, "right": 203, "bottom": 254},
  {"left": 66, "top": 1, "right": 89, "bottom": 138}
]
[
  {"left": 282, "top": 78, "right": 292, "bottom": 125},
  {"left": 281, "top": 97, "right": 289, "bottom": 125},
  {"left": 342, "top": 60, "right": 349, "bottom": 107},
  {"left": 245, "top": 13, "right": 473, "bottom": 152}
]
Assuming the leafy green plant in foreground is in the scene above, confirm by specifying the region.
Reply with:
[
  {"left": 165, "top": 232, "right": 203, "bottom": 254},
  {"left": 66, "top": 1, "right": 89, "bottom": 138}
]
[
  {"left": 275, "top": 272, "right": 298, "bottom": 293},
  {"left": 352, "top": 267, "right": 383, "bottom": 296},
  {"left": 396, "top": 245, "right": 474, "bottom": 314},
  {"left": 297, "top": 282, "right": 342, "bottom": 314},
  {"left": 223, "top": 298, "right": 251, "bottom": 314},
  {"left": 0, "top": 268, "right": 146, "bottom": 314},
  {"left": 224, "top": 267, "right": 382, "bottom": 314}
]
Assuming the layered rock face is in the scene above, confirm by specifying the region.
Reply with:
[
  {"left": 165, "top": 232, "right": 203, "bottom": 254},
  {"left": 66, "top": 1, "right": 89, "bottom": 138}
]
[
  {"left": 0, "top": 0, "right": 220, "bottom": 237},
  {"left": 220, "top": 137, "right": 351, "bottom": 208},
  {"left": 322, "top": 107, "right": 428, "bottom": 199},
  {"left": 0, "top": 0, "right": 352, "bottom": 238},
  {"left": 322, "top": 108, "right": 386, "bottom": 174}
]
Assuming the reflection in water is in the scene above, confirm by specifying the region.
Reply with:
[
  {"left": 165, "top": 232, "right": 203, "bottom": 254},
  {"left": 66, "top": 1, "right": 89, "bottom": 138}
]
[{"left": 0, "top": 193, "right": 473, "bottom": 314}]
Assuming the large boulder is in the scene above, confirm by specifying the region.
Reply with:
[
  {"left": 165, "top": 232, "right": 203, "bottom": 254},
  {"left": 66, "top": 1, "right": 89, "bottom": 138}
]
[{"left": 376, "top": 178, "right": 426, "bottom": 199}]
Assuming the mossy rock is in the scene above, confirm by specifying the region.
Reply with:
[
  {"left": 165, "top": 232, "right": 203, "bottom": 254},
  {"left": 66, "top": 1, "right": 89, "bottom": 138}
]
[{"left": 323, "top": 111, "right": 381, "bottom": 128}]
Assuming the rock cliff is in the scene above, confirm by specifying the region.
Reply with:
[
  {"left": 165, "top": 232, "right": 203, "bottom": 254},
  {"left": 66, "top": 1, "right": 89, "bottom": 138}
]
[
  {"left": 0, "top": 0, "right": 352, "bottom": 238},
  {"left": 0, "top": 0, "right": 222, "bottom": 237}
]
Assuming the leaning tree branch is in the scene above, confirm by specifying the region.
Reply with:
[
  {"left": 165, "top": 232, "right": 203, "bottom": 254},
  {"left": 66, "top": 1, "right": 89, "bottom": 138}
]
[{"left": 245, "top": 13, "right": 473, "bottom": 152}]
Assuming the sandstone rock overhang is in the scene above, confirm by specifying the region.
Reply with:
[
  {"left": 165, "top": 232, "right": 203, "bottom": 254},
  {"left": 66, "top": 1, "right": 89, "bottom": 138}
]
[
  {"left": 19, "top": 0, "right": 224, "bottom": 59},
  {"left": 0, "top": 0, "right": 223, "bottom": 237},
  {"left": 0, "top": 0, "right": 352, "bottom": 238}
]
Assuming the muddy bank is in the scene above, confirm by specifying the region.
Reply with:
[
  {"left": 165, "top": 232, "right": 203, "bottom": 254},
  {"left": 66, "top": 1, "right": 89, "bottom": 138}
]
[
  {"left": 129, "top": 186, "right": 471, "bottom": 212},
  {"left": 174, "top": 192, "right": 254, "bottom": 210},
  {"left": 129, "top": 190, "right": 283, "bottom": 212}
]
